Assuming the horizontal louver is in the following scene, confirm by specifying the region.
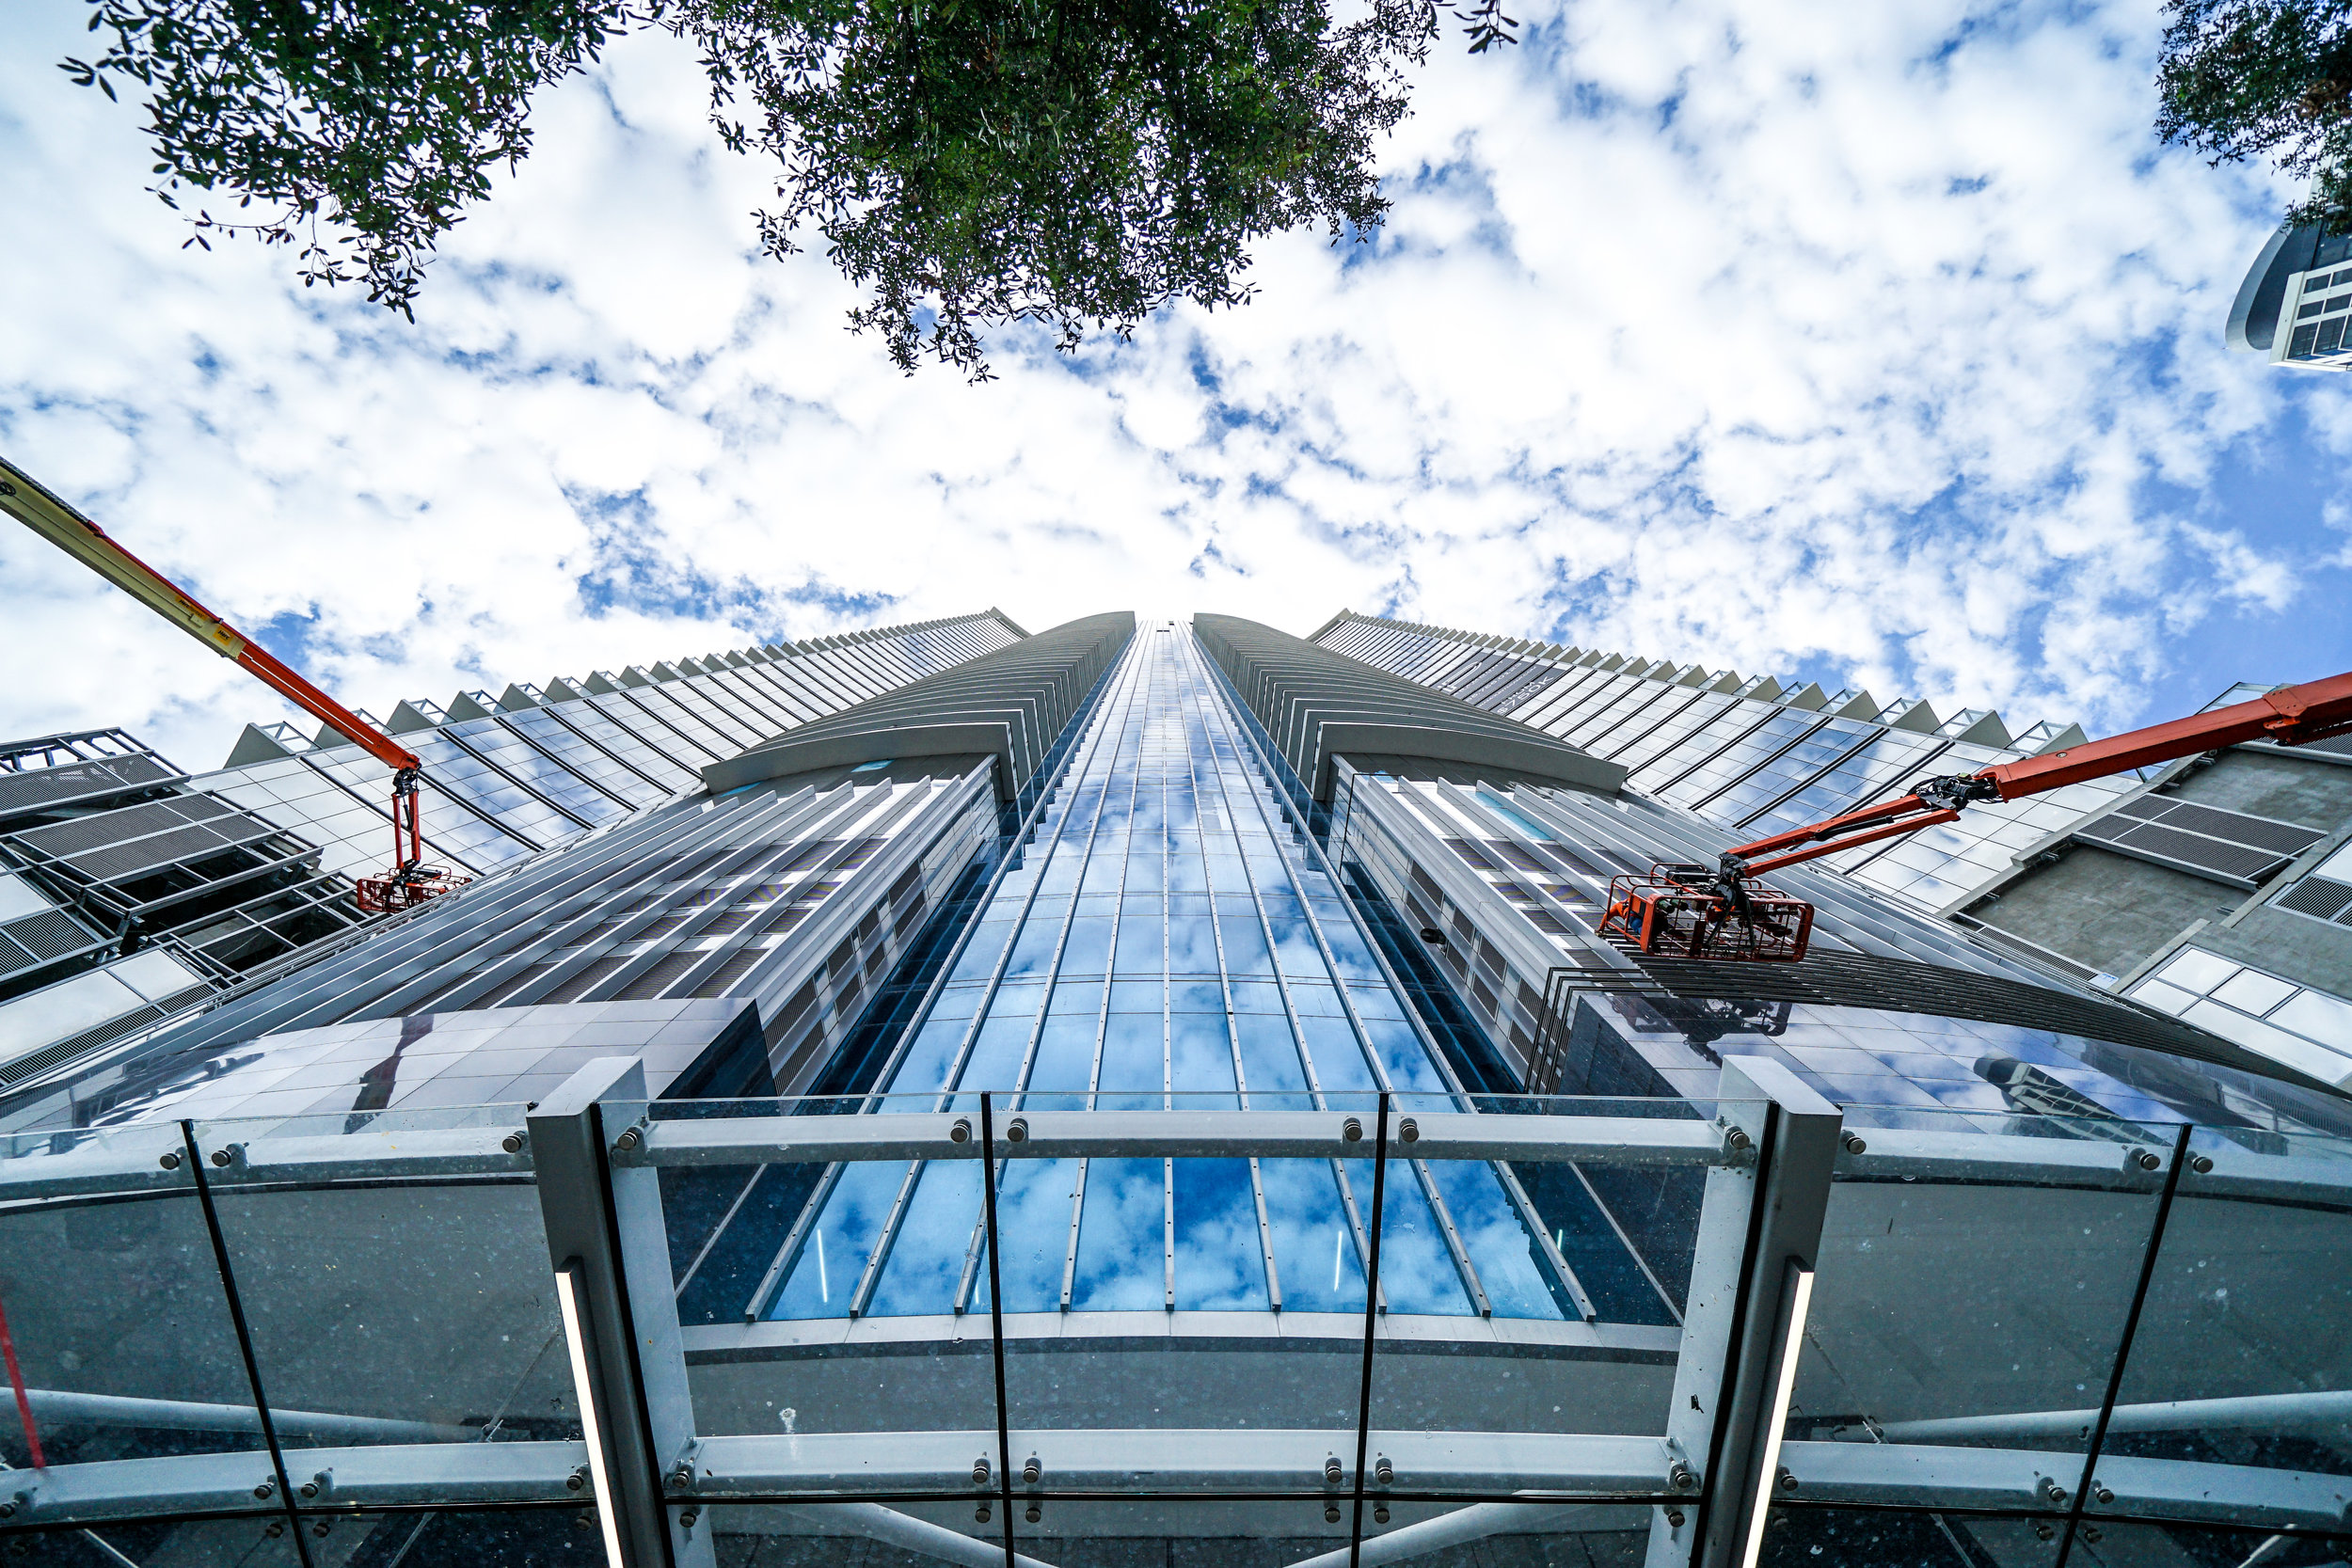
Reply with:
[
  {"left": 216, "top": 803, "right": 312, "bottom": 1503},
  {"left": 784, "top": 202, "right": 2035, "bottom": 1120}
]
[
  {"left": 0, "top": 1004, "right": 165, "bottom": 1084},
  {"left": 1443, "top": 837, "right": 1499, "bottom": 871},
  {"left": 2075, "top": 795, "right": 2325, "bottom": 888},
  {"left": 690, "top": 946, "right": 768, "bottom": 998},
  {"left": 1485, "top": 839, "right": 1548, "bottom": 873}
]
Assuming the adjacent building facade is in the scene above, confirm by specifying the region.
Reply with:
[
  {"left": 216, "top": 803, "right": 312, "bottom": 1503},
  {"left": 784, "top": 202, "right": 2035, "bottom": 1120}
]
[
  {"left": 1308, "top": 610, "right": 2352, "bottom": 1126},
  {"left": 2228, "top": 223, "right": 2352, "bottom": 371}
]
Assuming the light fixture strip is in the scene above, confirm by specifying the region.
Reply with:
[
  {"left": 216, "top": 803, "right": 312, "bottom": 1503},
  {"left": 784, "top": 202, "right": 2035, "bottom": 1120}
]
[
  {"left": 1740, "top": 1260, "right": 1817, "bottom": 1568},
  {"left": 555, "top": 1261, "right": 628, "bottom": 1568}
]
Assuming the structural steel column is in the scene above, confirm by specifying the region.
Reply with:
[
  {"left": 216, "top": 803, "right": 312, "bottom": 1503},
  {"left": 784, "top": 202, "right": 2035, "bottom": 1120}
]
[
  {"left": 1646, "top": 1058, "right": 1841, "bottom": 1568},
  {"left": 532, "top": 1058, "right": 713, "bottom": 1568}
]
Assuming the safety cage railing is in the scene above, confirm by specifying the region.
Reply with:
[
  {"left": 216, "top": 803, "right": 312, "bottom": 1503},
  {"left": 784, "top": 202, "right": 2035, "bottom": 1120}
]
[{"left": 1, "top": 1063, "right": 2349, "bottom": 1568}]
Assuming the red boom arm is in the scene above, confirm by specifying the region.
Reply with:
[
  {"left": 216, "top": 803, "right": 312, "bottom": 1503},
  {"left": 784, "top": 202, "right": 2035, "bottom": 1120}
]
[
  {"left": 1596, "top": 669, "right": 2352, "bottom": 966},
  {"left": 2, "top": 452, "right": 456, "bottom": 911},
  {"left": 1725, "top": 670, "right": 2352, "bottom": 879}
]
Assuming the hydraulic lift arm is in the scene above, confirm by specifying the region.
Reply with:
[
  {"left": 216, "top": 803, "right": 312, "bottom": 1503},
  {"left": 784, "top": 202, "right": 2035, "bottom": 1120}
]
[
  {"left": 0, "top": 453, "right": 462, "bottom": 913},
  {"left": 1599, "top": 669, "right": 2352, "bottom": 962}
]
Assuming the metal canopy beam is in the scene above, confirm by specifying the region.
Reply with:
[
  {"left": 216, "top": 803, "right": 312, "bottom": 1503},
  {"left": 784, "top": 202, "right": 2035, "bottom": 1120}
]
[
  {"left": 12, "top": 1110, "right": 2340, "bottom": 1208},
  {"left": 619, "top": 1110, "right": 1735, "bottom": 1170},
  {"left": 8, "top": 1433, "right": 2345, "bottom": 1537}
]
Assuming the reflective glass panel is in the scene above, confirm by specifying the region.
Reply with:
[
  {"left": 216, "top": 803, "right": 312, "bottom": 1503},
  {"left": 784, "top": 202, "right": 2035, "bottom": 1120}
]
[
  {"left": 0, "top": 1122, "right": 266, "bottom": 1471},
  {"left": 2097, "top": 1123, "right": 2352, "bottom": 1489},
  {"left": 1789, "top": 1105, "right": 2182, "bottom": 1465},
  {"left": 1761, "top": 1504, "right": 2063, "bottom": 1567},
  {"left": 189, "top": 1106, "right": 581, "bottom": 1467}
]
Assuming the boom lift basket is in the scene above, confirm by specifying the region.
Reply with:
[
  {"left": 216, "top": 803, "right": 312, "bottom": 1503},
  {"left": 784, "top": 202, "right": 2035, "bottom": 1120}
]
[
  {"left": 1598, "top": 864, "right": 1815, "bottom": 963},
  {"left": 353, "top": 867, "right": 469, "bottom": 915}
]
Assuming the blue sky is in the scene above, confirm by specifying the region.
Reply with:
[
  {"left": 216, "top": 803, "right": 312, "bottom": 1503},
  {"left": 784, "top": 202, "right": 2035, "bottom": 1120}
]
[{"left": 3, "top": 0, "right": 2349, "bottom": 772}]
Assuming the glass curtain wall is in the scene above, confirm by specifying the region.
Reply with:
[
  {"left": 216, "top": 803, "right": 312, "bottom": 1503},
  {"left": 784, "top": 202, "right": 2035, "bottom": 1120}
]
[{"left": 757, "top": 624, "right": 1576, "bottom": 1325}]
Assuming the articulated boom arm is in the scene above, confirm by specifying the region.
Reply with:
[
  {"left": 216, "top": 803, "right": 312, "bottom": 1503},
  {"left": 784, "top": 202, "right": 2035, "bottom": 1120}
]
[
  {"left": 2, "top": 453, "right": 458, "bottom": 912},
  {"left": 1724, "top": 669, "right": 2352, "bottom": 881},
  {"left": 1599, "top": 669, "right": 2352, "bottom": 964}
]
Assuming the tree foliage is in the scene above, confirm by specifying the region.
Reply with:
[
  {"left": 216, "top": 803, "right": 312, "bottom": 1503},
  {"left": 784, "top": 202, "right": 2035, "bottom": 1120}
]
[
  {"left": 2158, "top": 0, "right": 2352, "bottom": 232},
  {"left": 65, "top": 0, "right": 654, "bottom": 312},
  {"left": 65, "top": 0, "right": 1518, "bottom": 372}
]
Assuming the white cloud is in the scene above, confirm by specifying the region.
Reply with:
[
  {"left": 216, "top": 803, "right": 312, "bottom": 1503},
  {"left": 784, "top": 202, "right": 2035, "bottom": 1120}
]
[{"left": 2, "top": 0, "right": 2347, "bottom": 777}]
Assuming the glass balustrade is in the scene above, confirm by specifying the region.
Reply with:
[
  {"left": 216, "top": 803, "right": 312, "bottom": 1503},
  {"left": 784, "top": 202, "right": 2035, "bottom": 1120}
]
[{"left": 0, "top": 1089, "right": 2343, "bottom": 1567}]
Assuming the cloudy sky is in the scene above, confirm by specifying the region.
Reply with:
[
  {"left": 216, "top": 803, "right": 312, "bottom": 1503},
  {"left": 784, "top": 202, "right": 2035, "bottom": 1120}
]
[{"left": 3, "top": 0, "right": 2348, "bottom": 775}]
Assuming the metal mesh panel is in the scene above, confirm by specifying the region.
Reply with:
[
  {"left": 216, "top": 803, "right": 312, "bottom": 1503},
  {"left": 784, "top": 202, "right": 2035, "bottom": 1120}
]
[
  {"left": 1, "top": 909, "right": 99, "bottom": 961},
  {"left": 2277, "top": 876, "right": 2352, "bottom": 922},
  {"left": 615, "top": 948, "right": 703, "bottom": 1000},
  {"left": 0, "top": 1003, "right": 166, "bottom": 1085},
  {"left": 2075, "top": 814, "right": 2294, "bottom": 886},
  {"left": 2113, "top": 795, "right": 2326, "bottom": 856},
  {"left": 70, "top": 824, "right": 247, "bottom": 883},
  {"left": 697, "top": 901, "right": 767, "bottom": 937},
  {"left": 0, "top": 752, "right": 175, "bottom": 818},
  {"left": 6, "top": 795, "right": 281, "bottom": 886},
  {"left": 546, "top": 953, "right": 639, "bottom": 1003},
  {"left": 688, "top": 945, "right": 767, "bottom": 998},
  {"left": 469, "top": 959, "right": 558, "bottom": 1008}
]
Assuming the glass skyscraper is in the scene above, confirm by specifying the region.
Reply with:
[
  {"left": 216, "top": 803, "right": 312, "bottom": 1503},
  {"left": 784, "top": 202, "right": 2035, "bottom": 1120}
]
[{"left": 0, "top": 610, "right": 2345, "bottom": 1568}]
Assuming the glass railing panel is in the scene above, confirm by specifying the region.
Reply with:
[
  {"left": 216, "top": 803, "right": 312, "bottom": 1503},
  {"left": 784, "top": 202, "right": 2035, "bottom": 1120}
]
[
  {"left": 2093, "top": 1123, "right": 2352, "bottom": 1496},
  {"left": 1006, "top": 1497, "right": 1364, "bottom": 1560},
  {"left": 657, "top": 1095, "right": 996, "bottom": 1459},
  {"left": 0, "top": 1122, "right": 270, "bottom": 1481},
  {"left": 1761, "top": 1503, "right": 2061, "bottom": 1566},
  {"left": 990, "top": 1093, "right": 1361, "bottom": 1495},
  {"left": 694, "top": 1496, "right": 1362, "bottom": 1567},
  {"left": 301, "top": 1504, "right": 599, "bottom": 1562},
  {"left": 185, "top": 1105, "right": 580, "bottom": 1475},
  {"left": 1790, "top": 1104, "right": 2185, "bottom": 1466},
  {"left": 12, "top": 1516, "right": 311, "bottom": 1566},
  {"left": 2059, "top": 1519, "right": 2324, "bottom": 1565},
  {"left": 1367, "top": 1502, "right": 1661, "bottom": 1566},
  {"left": 1365, "top": 1097, "right": 1724, "bottom": 1500}
]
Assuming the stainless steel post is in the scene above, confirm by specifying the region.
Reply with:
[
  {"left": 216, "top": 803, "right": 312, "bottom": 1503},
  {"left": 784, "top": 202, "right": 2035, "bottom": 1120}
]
[
  {"left": 1646, "top": 1057, "right": 1840, "bottom": 1568},
  {"left": 532, "top": 1058, "right": 712, "bottom": 1568}
]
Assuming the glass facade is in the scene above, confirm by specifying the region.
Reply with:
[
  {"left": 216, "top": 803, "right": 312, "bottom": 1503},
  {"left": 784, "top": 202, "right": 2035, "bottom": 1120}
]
[
  {"left": 186, "top": 613, "right": 1025, "bottom": 881},
  {"left": 744, "top": 625, "right": 1605, "bottom": 1328},
  {"left": 1331, "top": 767, "right": 2249, "bottom": 1126}
]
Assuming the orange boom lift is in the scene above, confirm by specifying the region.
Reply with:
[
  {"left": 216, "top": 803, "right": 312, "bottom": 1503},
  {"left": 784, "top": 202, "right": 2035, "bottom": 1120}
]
[
  {"left": 1598, "top": 669, "right": 2352, "bottom": 963},
  {"left": 2, "top": 454, "right": 465, "bottom": 914}
]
